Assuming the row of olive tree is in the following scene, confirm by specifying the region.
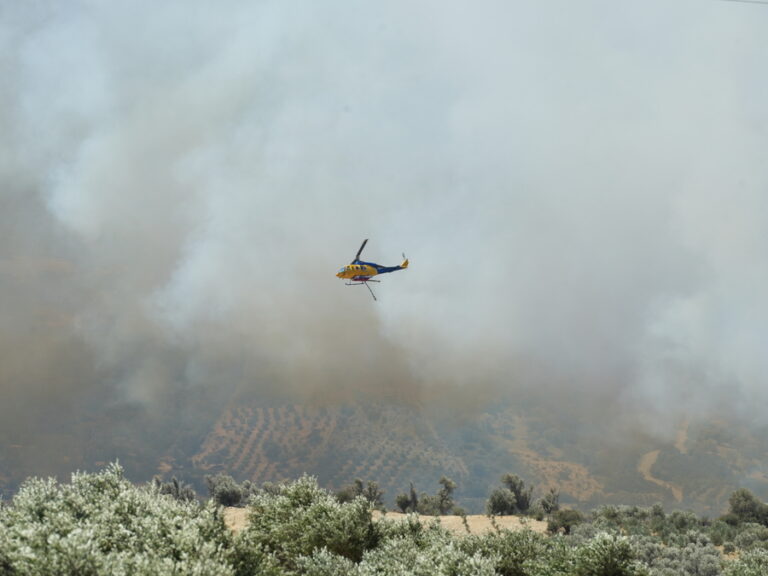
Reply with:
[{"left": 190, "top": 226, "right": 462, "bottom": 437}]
[
  {"left": 159, "top": 468, "right": 552, "bottom": 518},
  {"left": 0, "top": 464, "right": 650, "bottom": 576},
  {"left": 393, "top": 476, "right": 462, "bottom": 515},
  {"left": 5, "top": 463, "right": 768, "bottom": 575}
]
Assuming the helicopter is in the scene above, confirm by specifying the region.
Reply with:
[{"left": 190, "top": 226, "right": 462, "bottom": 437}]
[{"left": 336, "top": 239, "right": 408, "bottom": 301}]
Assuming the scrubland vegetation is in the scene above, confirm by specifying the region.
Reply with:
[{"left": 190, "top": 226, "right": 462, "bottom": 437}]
[{"left": 2, "top": 463, "right": 768, "bottom": 575}]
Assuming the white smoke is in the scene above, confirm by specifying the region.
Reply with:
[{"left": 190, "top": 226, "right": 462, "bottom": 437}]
[{"left": 1, "top": 0, "right": 768, "bottom": 465}]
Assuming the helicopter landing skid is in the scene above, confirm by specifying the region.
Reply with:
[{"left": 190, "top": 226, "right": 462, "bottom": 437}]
[{"left": 345, "top": 279, "right": 380, "bottom": 300}]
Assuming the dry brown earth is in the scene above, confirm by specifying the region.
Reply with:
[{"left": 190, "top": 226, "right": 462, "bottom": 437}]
[{"left": 223, "top": 507, "right": 547, "bottom": 536}]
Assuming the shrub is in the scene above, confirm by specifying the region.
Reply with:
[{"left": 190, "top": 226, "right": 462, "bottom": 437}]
[
  {"left": 396, "top": 478, "right": 460, "bottom": 516},
  {"left": 358, "top": 534, "right": 496, "bottom": 576},
  {"left": 548, "top": 509, "right": 585, "bottom": 535},
  {"left": 336, "top": 479, "right": 384, "bottom": 510},
  {"left": 725, "top": 548, "right": 768, "bottom": 576},
  {"left": 540, "top": 488, "right": 560, "bottom": 514},
  {"left": 574, "top": 533, "right": 646, "bottom": 576},
  {"left": 241, "top": 474, "right": 378, "bottom": 569},
  {"left": 733, "top": 522, "right": 768, "bottom": 550},
  {"left": 709, "top": 520, "right": 735, "bottom": 547},
  {"left": 152, "top": 475, "right": 197, "bottom": 502},
  {"left": 297, "top": 547, "right": 357, "bottom": 576},
  {"left": 631, "top": 533, "right": 722, "bottom": 576},
  {"left": 727, "top": 489, "right": 768, "bottom": 526},
  {"left": 205, "top": 473, "right": 248, "bottom": 507},
  {"left": 416, "top": 494, "right": 441, "bottom": 515},
  {"left": 0, "top": 463, "right": 235, "bottom": 575},
  {"left": 461, "top": 528, "right": 547, "bottom": 576}
]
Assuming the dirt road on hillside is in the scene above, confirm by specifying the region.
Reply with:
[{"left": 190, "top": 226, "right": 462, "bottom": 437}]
[{"left": 637, "top": 450, "right": 683, "bottom": 502}]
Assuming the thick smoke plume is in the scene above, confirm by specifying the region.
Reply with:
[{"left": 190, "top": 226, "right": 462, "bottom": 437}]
[{"left": 1, "top": 0, "right": 767, "bottom": 481}]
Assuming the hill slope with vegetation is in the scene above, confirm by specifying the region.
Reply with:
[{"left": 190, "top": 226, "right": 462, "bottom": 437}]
[
  {"left": 187, "top": 396, "right": 768, "bottom": 515},
  {"left": 3, "top": 394, "right": 768, "bottom": 517}
]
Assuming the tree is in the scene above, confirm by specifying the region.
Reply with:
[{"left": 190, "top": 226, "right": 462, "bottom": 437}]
[
  {"left": 205, "top": 473, "right": 244, "bottom": 507},
  {"left": 486, "top": 474, "right": 536, "bottom": 516},
  {"left": 410, "top": 482, "right": 419, "bottom": 512},
  {"left": 337, "top": 479, "right": 365, "bottom": 503},
  {"left": 416, "top": 494, "right": 441, "bottom": 516},
  {"left": 152, "top": 475, "right": 197, "bottom": 502},
  {"left": 487, "top": 488, "right": 517, "bottom": 516},
  {"left": 336, "top": 478, "right": 384, "bottom": 510},
  {"left": 548, "top": 508, "right": 584, "bottom": 535},
  {"left": 540, "top": 487, "right": 560, "bottom": 514},
  {"left": 394, "top": 493, "right": 409, "bottom": 513},
  {"left": 437, "top": 476, "right": 457, "bottom": 515},
  {"left": 727, "top": 488, "right": 768, "bottom": 526},
  {"left": 395, "top": 482, "right": 419, "bottom": 513},
  {"left": 502, "top": 474, "right": 533, "bottom": 513},
  {"left": 362, "top": 481, "right": 385, "bottom": 510}
]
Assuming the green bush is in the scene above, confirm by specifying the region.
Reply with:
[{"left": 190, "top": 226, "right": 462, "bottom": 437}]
[
  {"left": 631, "top": 533, "right": 722, "bottom": 576},
  {"left": 395, "top": 477, "right": 460, "bottom": 516},
  {"left": 336, "top": 479, "right": 384, "bottom": 510},
  {"left": 574, "top": 533, "right": 646, "bottom": 576},
  {"left": 725, "top": 548, "right": 768, "bottom": 576},
  {"left": 461, "top": 528, "right": 547, "bottom": 576},
  {"left": 241, "top": 474, "right": 378, "bottom": 569},
  {"left": 0, "top": 463, "right": 234, "bottom": 576},
  {"left": 357, "top": 534, "right": 496, "bottom": 576},
  {"left": 727, "top": 489, "right": 768, "bottom": 526},
  {"left": 4, "top": 465, "right": 765, "bottom": 576},
  {"left": 152, "top": 476, "right": 197, "bottom": 502},
  {"left": 548, "top": 509, "right": 585, "bottom": 535},
  {"left": 205, "top": 473, "right": 252, "bottom": 507}
]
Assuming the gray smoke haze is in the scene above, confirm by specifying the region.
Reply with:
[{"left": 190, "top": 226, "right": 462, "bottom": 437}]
[{"left": 2, "top": 0, "right": 768, "bottom": 479}]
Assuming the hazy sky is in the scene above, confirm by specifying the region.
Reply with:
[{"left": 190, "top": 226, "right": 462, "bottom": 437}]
[{"left": 2, "top": 0, "right": 768, "bottom": 461}]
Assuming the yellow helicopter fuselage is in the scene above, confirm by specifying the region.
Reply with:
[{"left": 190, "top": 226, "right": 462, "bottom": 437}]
[{"left": 336, "top": 264, "right": 380, "bottom": 280}]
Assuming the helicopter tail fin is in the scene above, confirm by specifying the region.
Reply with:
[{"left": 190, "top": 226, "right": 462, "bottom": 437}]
[{"left": 400, "top": 255, "right": 409, "bottom": 269}]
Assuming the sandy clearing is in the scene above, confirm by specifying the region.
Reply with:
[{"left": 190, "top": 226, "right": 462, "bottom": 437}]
[
  {"left": 224, "top": 507, "right": 249, "bottom": 533},
  {"left": 223, "top": 507, "right": 547, "bottom": 536},
  {"left": 373, "top": 511, "right": 548, "bottom": 535}
]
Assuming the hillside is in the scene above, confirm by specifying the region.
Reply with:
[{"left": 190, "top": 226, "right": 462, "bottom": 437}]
[
  {"left": 183, "top": 394, "right": 768, "bottom": 515},
  {"left": 3, "top": 389, "right": 768, "bottom": 515}
]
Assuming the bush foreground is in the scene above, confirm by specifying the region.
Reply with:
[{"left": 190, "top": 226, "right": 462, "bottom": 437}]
[{"left": 2, "top": 464, "right": 768, "bottom": 575}]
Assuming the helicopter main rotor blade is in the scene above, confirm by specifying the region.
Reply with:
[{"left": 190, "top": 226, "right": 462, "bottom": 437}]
[{"left": 354, "top": 239, "right": 368, "bottom": 261}]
